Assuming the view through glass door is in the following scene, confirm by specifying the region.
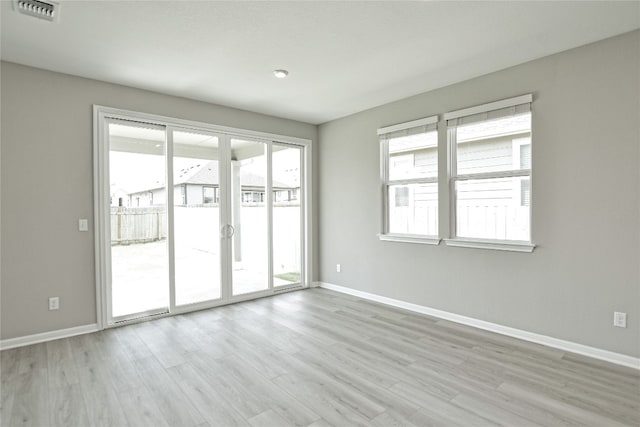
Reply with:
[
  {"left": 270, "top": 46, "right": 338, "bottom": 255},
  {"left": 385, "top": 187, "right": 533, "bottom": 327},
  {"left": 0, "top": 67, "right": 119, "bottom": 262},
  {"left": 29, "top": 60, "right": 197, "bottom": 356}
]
[
  {"left": 172, "top": 129, "right": 224, "bottom": 306},
  {"left": 229, "top": 138, "right": 269, "bottom": 296},
  {"left": 108, "top": 120, "right": 169, "bottom": 321},
  {"left": 100, "top": 111, "right": 308, "bottom": 326},
  {"left": 272, "top": 143, "right": 303, "bottom": 287}
]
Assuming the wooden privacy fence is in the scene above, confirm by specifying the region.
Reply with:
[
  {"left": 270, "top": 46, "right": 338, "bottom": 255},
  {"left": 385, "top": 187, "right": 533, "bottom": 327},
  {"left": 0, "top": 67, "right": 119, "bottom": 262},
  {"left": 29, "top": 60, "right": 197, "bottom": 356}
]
[{"left": 111, "top": 207, "right": 167, "bottom": 245}]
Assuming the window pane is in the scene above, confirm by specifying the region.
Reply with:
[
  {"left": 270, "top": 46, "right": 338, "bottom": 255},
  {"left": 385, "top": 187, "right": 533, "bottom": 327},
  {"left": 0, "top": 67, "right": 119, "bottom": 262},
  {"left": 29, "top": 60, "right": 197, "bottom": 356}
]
[
  {"left": 456, "top": 177, "right": 530, "bottom": 241},
  {"left": 388, "top": 183, "right": 438, "bottom": 236},
  {"left": 389, "top": 130, "right": 437, "bottom": 180},
  {"left": 203, "top": 186, "right": 216, "bottom": 204},
  {"left": 456, "top": 113, "right": 531, "bottom": 175}
]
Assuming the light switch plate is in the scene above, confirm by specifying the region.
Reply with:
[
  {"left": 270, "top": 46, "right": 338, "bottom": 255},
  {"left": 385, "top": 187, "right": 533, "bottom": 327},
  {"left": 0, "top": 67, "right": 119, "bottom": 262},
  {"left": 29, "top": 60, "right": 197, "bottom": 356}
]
[{"left": 78, "top": 219, "right": 89, "bottom": 232}]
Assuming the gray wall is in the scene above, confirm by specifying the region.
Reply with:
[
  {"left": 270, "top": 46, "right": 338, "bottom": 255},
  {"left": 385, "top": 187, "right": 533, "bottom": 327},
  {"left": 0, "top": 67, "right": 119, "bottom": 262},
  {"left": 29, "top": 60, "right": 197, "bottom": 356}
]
[
  {"left": 0, "top": 62, "right": 318, "bottom": 340},
  {"left": 318, "top": 31, "right": 640, "bottom": 357}
]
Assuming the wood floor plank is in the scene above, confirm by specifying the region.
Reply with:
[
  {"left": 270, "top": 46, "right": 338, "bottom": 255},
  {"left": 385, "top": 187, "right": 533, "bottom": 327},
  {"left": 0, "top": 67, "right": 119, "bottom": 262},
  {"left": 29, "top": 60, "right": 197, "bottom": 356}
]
[
  {"left": 46, "top": 339, "right": 80, "bottom": 388},
  {"left": 75, "top": 364, "right": 129, "bottom": 427},
  {"left": 276, "top": 350, "right": 386, "bottom": 420},
  {"left": 48, "top": 384, "right": 90, "bottom": 427},
  {"left": 271, "top": 372, "right": 373, "bottom": 427},
  {"left": 452, "top": 393, "right": 542, "bottom": 427},
  {"left": 166, "top": 362, "right": 250, "bottom": 426},
  {"left": 248, "top": 408, "right": 295, "bottom": 427},
  {"left": 370, "top": 409, "right": 419, "bottom": 427},
  {"left": 292, "top": 349, "right": 419, "bottom": 418},
  {"left": 1, "top": 348, "right": 21, "bottom": 382},
  {"left": 16, "top": 343, "right": 48, "bottom": 375},
  {"left": 1, "top": 387, "right": 14, "bottom": 427},
  {"left": 117, "top": 385, "right": 171, "bottom": 427},
  {"left": 194, "top": 351, "right": 321, "bottom": 427},
  {"left": 498, "top": 381, "right": 631, "bottom": 427},
  {"left": 8, "top": 369, "right": 49, "bottom": 427},
  {"left": 2, "top": 288, "right": 638, "bottom": 427},
  {"left": 9, "top": 388, "right": 49, "bottom": 427},
  {"left": 111, "top": 324, "right": 154, "bottom": 361},
  {"left": 133, "top": 355, "right": 206, "bottom": 427},
  {"left": 389, "top": 381, "right": 500, "bottom": 426}
]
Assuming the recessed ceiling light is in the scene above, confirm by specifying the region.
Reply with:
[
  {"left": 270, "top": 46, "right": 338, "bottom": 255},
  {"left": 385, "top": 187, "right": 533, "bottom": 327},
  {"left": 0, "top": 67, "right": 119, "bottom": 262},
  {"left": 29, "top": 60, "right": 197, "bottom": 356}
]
[{"left": 273, "top": 69, "right": 289, "bottom": 79}]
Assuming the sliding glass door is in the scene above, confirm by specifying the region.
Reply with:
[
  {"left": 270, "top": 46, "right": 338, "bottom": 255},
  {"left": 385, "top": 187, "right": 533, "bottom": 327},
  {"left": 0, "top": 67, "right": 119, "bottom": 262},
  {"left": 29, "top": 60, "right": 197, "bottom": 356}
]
[
  {"left": 107, "top": 120, "right": 169, "bottom": 321},
  {"left": 172, "top": 129, "right": 224, "bottom": 306},
  {"left": 97, "top": 109, "right": 309, "bottom": 326},
  {"left": 229, "top": 137, "right": 269, "bottom": 296},
  {"left": 272, "top": 143, "right": 303, "bottom": 287}
]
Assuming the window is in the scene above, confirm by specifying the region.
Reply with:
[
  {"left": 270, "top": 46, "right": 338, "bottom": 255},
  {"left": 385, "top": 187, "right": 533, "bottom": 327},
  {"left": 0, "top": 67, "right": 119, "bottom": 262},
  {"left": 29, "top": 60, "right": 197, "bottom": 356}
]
[
  {"left": 379, "top": 116, "right": 439, "bottom": 244},
  {"left": 445, "top": 94, "right": 534, "bottom": 251},
  {"left": 203, "top": 186, "right": 218, "bottom": 204},
  {"left": 243, "top": 191, "right": 264, "bottom": 203},
  {"left": 178, "top": 185, "right": 186, "bottom": 205}
]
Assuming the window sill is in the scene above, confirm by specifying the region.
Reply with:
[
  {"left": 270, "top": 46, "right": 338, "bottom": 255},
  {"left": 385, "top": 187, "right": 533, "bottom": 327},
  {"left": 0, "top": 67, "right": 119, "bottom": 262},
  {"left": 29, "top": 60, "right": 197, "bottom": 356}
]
[
  {"left": 444, "top": 238, "right": 535, "bottom": 253},
  {"left": 378, "top": 234, "right": 441, "bottom": 245}
]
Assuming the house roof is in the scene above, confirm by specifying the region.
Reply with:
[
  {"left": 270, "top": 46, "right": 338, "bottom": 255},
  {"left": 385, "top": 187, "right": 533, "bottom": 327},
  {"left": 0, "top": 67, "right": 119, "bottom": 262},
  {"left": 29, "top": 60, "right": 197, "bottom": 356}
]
[{"left": 132, "top": 160, "right": 293, "bottom": 194}]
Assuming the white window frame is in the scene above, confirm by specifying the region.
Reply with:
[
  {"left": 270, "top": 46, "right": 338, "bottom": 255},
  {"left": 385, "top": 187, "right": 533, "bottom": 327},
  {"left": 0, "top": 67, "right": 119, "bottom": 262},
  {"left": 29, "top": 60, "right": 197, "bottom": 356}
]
[
  {"left": 444, "top": 94, "right": 535, "bottom": 252},
  {"left": 378, "top": 116, "right": 441, "bottom": 245}
]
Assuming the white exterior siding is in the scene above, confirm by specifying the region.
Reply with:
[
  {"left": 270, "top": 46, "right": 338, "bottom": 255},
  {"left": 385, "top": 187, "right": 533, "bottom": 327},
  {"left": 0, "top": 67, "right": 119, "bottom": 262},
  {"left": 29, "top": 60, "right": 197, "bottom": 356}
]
[
  {"left": 186, "top": 184, "right": 204, "bottom": 205},
  {"left": 388, "top": 133, "right": 530, "bottom": 238}
]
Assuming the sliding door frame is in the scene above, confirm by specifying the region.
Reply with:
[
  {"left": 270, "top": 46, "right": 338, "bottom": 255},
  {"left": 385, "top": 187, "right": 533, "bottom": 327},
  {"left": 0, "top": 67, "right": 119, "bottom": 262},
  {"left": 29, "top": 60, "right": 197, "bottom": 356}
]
[
  {"left": 271, "top": 141, "right": 306, "bottom": 291},
  {"left": 93, "top": 105, "right": 313, "bottom": 330}
]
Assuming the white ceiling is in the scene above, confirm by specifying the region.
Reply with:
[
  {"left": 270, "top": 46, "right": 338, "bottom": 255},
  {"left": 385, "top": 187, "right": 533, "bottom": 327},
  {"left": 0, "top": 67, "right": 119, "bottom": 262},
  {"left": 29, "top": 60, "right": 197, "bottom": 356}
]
[{"left": 1, "top": 1, "right": 638, "bottom": 124}]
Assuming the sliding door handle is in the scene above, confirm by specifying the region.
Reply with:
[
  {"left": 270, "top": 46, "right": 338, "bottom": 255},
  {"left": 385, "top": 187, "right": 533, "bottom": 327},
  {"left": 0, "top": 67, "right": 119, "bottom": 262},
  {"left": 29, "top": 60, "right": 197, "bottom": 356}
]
[{"left": 221, "top": 224, "right": 235, "bottom": 238}]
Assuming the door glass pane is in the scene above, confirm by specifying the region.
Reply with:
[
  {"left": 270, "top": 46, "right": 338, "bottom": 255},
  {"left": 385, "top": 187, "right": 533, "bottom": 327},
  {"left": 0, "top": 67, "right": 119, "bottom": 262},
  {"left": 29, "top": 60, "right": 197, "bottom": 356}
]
[
  {"left": 108, "top": 122, "right": 169, "bottom": 318},
  {"left": 388, "top": 183, "right": 438, "bottom": 236},
  {"left": 272, "top": 145, "right": 302, "bottom": 286},
  {"left": 173, "top": 131, "right": 221, "bottom": 305},
  {"left": 456, "top": 177, "right": 530, "bottom": 241},
  {"left": 230, "top": 138, "right": 268, "bottom": 295}
]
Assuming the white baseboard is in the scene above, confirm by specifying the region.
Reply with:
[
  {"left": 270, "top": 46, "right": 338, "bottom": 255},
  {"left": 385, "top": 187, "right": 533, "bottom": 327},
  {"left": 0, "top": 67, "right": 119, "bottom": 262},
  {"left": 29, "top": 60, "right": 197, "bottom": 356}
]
[
  {"left": 0, "top": 324, "right": 99, "bottom": 350},
  {"left": 317, "top": 282, "right": 640, "bottom": 370}
]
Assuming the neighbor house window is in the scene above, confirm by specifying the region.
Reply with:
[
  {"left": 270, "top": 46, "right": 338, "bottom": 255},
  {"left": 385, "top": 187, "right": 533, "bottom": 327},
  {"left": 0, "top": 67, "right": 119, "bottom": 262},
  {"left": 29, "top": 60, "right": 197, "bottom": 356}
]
[
  {"left": 378, "top": 116, "right": 439, "bottom": 244},
  {"left": 445, "top": 94, "right": 533, "bottom": 249},
  {"left": 203, "top": 186, "right": 218, "bottom": 204},
  {"left": 179, "top": 185, "right": 186, "bottom": 205},
  {"left": 243, "top": 191, "right": 264, "bottom": 203}
]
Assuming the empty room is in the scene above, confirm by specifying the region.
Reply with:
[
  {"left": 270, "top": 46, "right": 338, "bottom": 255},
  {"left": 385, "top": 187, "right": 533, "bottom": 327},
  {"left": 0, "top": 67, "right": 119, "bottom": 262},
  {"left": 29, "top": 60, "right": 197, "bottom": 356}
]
[{"left": 1, "top": 1, "right": 639, "bottom": 426}]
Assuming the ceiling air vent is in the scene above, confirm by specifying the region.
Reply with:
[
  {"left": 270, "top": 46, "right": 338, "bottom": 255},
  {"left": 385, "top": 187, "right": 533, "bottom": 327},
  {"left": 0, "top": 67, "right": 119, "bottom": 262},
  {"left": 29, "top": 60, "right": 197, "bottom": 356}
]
[{"left": 13, "top": 0, "right": 59, "bottom": 22}]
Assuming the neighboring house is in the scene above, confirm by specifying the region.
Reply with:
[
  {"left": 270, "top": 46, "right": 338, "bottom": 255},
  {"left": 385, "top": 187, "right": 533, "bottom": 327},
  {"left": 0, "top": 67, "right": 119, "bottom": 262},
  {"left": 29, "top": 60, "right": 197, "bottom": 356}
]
[{"left": 125, "top": 160, "right": 298, "bottom": 207}]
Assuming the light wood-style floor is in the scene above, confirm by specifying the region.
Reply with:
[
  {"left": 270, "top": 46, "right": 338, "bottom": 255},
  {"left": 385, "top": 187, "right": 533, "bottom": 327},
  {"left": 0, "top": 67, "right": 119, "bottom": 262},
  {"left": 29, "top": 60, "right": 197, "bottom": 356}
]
[{"left": 1, "top": 288, "right": 639, "bottom": 427}]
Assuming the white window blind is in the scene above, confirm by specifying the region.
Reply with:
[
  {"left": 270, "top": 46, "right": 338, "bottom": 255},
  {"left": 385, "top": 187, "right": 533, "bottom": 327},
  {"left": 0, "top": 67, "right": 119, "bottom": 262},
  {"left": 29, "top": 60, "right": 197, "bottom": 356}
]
[{"left": 446, "top": 103, "right": 531, "bottom": 127}]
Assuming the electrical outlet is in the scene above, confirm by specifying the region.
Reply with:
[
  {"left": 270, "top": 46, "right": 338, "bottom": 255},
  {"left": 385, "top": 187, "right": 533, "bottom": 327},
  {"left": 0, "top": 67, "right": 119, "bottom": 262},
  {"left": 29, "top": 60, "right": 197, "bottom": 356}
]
[
  {"left": 336, "top": 264, "right": 341, "bottom": 273},
  {"left": 49, "top": 297, "right": 60, "bottom": 311},
  {"left": 613, "top": 312, "right": 627, "bottom": 328}
]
